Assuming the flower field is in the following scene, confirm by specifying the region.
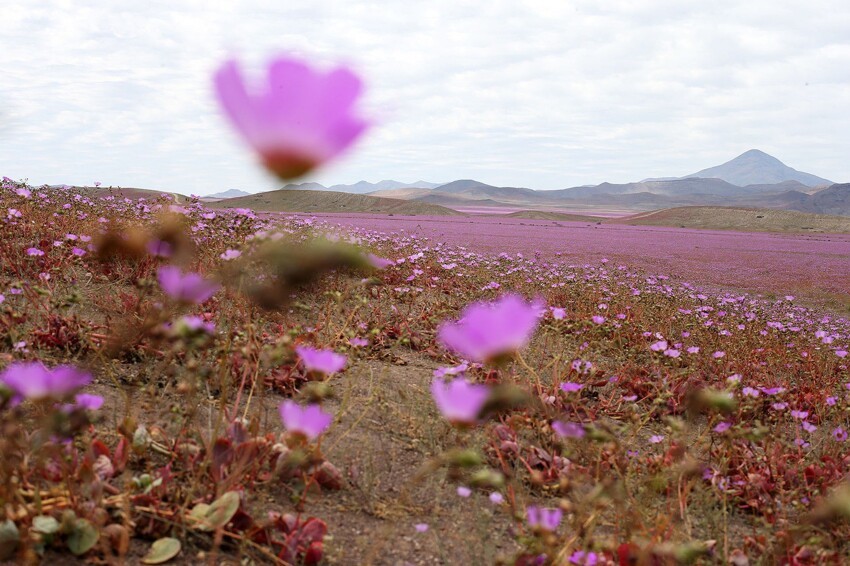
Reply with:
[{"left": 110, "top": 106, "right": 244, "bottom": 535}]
[
  {"left": 3, "top": 54, "right": 850, "bottom": 565},
  {"left": 2, "top": 176, "right": 850, "bottom": 565}
]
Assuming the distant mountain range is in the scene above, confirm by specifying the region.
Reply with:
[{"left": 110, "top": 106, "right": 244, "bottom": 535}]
[
  {"left": 207, "top": 189, "right": 251, "bottom": 199},
  {"left": 205, "top": 150, "right": 848, "bottom": 216}
]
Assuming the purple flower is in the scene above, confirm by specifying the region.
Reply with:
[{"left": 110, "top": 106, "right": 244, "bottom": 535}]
[
  {"left": 219, "top": 249, "right": 242, "bottom": 260},
  {"left": 790, "top": 410, "right": 809, "bottom": 420},
  {"left": 214, "top": 56, "right": 369, "bottom": 180},
  {"left": 649, "top": 434, "right": 665, "bottom": 444},
  {"left": 591, "top": 315, "right": 606, "bottom": 325},
  {"left": 26, "top": 247, "right": 44, "bottom": 257},
  {"left": 176, "top": 315, "right": 216, "bottom": 335},
  {"left": 570, "top": 551, "right": 599, "bottom": 565},
  {"left": 147, "top": 240, "right": 173, "bottom": 258},
  {"left": 760, "top": 387, "right": 785, "bottom": 396},
  {"left": 414, "top": 523, "right": 429, "bottom": 533},
  {"left": 296, "top": 346, "right": 347, "bottom": 376},
  {"left": 526, "top": 506, "right": 562, "bottom": 532},
  {"left": 713, "top": 422, "right": 731, "bottom": 433},
  {"left": 430, "top": 377, "right": 490, "bottom": 425},
  {"left": 71, "top": 247, "right": 87, "bottom": 257},
  {"left": 489, "top": 492, "right": 504, "bottom": 504},
  {"left": 741, "top": 387, "right": 760, "bottom": 398},
  {"left": 456, "top": 486, "right": 472, "bottom": 498},
  {"left": 157, "top": 266, "right": 220, "bottom": 304},
  {"left": 552, "top": 421, "right": 585, "bottom": 439},
  {"left": 1, "top": 362, "right": 91, "bottom": 400},
  {"left": 348, "top": 337, "right": 368, "bottom": 347},
  {"left": 560, "top": 382, "right": 583, "bottom": 393},
  {"left": 650, "top": 340, "right": 668, "bottom": 352},
  {"left": 62, "top": 393, "right": 104, "bottom": 412},
  {"left": 832, "top": 427, "right": 847, "bottom": 442},
  {"left": 437, "top": 294, "right": 542, "bottom": 362},
  {"left": 550, "top": 307, "right": 566, "bottom": 320},
  {"left": 278, "top": 400, "right": 332, "bottom": 440},
  {"left": 713, "top": 351, "right": 726, "bottom": 359}
]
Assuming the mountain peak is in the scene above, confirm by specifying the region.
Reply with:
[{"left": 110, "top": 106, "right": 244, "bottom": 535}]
[{"left": 685, "top": 150, "right": 832, "bottom": 187}]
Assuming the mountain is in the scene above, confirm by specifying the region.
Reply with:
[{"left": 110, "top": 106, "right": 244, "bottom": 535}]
[
  {"left": 207, "top": 189, "right": 251, "bottom": 199},
  {"left": 795, "top": 183, "right": 850, "bottom": 215},
  {"left": 684, "top": 149, "right": 832, "bottom": 187}
]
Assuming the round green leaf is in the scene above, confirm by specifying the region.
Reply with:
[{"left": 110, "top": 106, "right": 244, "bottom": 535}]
[
  {"left": 0, "top": 520, "right": 20, "bottom": 560},
  {"left": 141, "top": 537, "right": 181, "bottom": 564},
  {"left": 32, "top": 516, "right": 60, "bottom": 535},
  {"left": 67, "top": 519, "right": 99, "bottom": 556},
  {"left": 201, "top": 491, "right": 241, "bottom": 530}
]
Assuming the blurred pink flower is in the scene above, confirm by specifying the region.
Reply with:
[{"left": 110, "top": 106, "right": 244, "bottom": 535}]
[
  {"left": 1, "top": 362, "right": 91, "bottom": 401},
  {"left": 526, "top": 506, "right": 562, "bottom": 532},
  {"left": 430, "top": 377, "right": 489, "bottom": 425},
  {"left": 26, "top": 247, "right": 44, "bottom": 256},
  {"left": 437, "top": 294, "right": 542, "bottom": 362},
  {"left": 296, "top": 346, "right": 347, "bottom": 376},
  {"left": 157, "top": 266, "right": 220, "bottom": 304},
  {"left": 456, "top": 486, "right": 472, "bottom": 498},
  {"left": 552, "top": 421, "right": 585, "bottom": 439},
  {"left": 278, "top": 400, "right": 332, "bottom": 440},
  {"left": 550, "top": 307, "right": 567, "bottom": 320},
  {"left": 214, "top": 56, "right": 369, "bottom": 180}
]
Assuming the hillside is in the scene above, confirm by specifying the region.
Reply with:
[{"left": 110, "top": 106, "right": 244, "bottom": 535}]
[
  {"left": 205, "top": 189, "right": 465, "bottom": 216},
  {"left": 611, "top": 206, "right": 850, "bottom": 233}
]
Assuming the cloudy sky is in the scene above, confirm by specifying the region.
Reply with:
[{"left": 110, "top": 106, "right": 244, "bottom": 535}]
[{"left": 3, "top": 1, "right": 849, "bottom": 194}]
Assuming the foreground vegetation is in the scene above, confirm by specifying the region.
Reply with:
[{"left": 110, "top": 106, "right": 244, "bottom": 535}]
[{"left": 1, "top": 177, "right": 850, "bottom": 564}]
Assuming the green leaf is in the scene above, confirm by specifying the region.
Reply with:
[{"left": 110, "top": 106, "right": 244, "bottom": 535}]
[
  {"left": 67, "top": 519, "right": 99, "bottom": 556},
  {"left": 0, "top": 520, "right": 20, "bottom": 560},
  {"left": 197, "top": 492, "right": 240, "bottom": 531},
  {"left": 32, "top": 515, "right": 60, "bottom": 536},
  {"left": 141, "top": 537, "right": 181, "bottom": 564}
]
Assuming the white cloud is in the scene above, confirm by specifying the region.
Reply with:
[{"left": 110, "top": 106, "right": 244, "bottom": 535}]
[{"left": 1, "top": 0, "right": 848, "bottom": 193}]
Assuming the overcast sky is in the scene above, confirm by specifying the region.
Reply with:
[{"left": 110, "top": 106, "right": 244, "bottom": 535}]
[{"left": 3, "top": 1, "right": 849, "bottom": 194}]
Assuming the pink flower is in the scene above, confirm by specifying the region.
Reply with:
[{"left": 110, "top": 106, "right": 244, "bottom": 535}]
[
  {"left": 430, "top": 377, "right": 489, "bottom": 425},
  {"left": 552, "top": 421, "right": 585, "bottom": 439},
  {"left": 278, "top": 400, "right": 332, "bottom": 440},
  {"left": 296, "top": 346, "right": 347, "bottom": 376},
  {"left": 489, "top": 492, "right": 504, "bottom": 504},
  {"left": 526, "top": 506, "right": 562, "bottom": 532},
  {"left": 650, "top": 340, "right": 668, "bottom": 352},
  {"left": 157, "top": 266, "right": 220, "bottom": 304},
  {"left": 591, "top": 315, "right": 606, "bottom": 324},
  {"left": 219, "top": 249, "right": 242, "bottom": 260},
  {"left": 456, "top": 486, "right": 472, "bottom": 498},
  {"left": 833, "top": 427, "right": 848, "bottom": 442},
  {"left": 62, "top": 393, "right": 104, "bottom": 412},
  {"left": 414, "top": 523, "right": 429, "bottom": 533},
  {"left": 1, "top": 362, "right": 91, "bottom": 401},
  {"left": 26, "top": 247, "right": 44, "bottom": 257},
  {"left": 437, "top": 294, "right": 542, "bottom": 362},
  {"left": 214, "top": 56, "right": 369, "bottom": 180},
  {"left": 713, "top": 422, "right": 731, "bottom": 433},
  {"left": 649, "top": 434, "right": 665, "bottom": 444},
  {"left": 550, "top": 307, "right": 566, "bottom": 320}
]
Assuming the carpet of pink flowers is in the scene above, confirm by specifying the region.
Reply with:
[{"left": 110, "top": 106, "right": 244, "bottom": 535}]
[
  {"left": 3, "top": 54, "right": 850, "bottom": 565},
  {"left": 2, "top": 176, "right": 850, "bottom": 565}
]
